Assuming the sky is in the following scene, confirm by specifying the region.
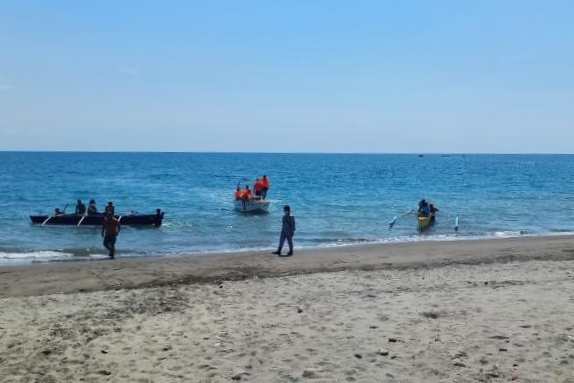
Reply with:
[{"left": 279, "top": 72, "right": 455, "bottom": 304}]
[{"left": 0, "top": 1, "right": 573, "bottom": 153}]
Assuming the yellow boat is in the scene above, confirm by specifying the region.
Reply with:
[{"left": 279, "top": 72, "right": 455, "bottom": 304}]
[{"left": 417, "top": 215, "right": 433, "bottom": 232}]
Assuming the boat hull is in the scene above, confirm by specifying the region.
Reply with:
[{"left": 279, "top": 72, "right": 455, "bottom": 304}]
[
  {"left": 234, "top": 200, "right": 270, "bottom": 213},
  {"left": 417, "top": 215, "right": 432, "bottom": 232},
  {"left": 30, "top": 213, "right": 164, "bottom": 227}
]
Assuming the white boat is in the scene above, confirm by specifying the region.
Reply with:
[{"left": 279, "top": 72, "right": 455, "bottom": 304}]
[{"left": 234, "top": 199, "right": 270, "bottom": 213}]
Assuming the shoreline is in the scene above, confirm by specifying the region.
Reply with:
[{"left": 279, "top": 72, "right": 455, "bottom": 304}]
[
  {"left": 3, "top": 230, "right": 574, "bottom": 265},
  {"left": 1, "top": 235, "right": 573, "bottom": 299}
]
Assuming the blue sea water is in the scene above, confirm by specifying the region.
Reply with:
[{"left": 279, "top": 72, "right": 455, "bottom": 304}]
[{"left": 1, "top": 152, "right": 573, "bottom": 264}]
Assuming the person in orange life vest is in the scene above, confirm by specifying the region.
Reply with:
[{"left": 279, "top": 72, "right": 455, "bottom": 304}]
[
  {"left": 260, "top": 175, "right": 270, "bottom": 200},
  {"left": 253, "top": 178, "right": 263, "bottom": 199},
  {"left": 242, "top": 185, "right": 254, "bottom": 201},
  {"left": 234, "top": 186, "right": 242, "bottom": 200}
]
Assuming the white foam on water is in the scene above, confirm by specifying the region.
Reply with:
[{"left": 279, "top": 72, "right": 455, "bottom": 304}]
[
  {"left": 0, "top": 251, "right": 73, "bottom": 260},
  {"left": 487, "top": 230, "right": 528, "bottom": 238}
]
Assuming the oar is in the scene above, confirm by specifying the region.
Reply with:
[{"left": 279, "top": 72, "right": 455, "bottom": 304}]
[
  {"left": 389, "top": 210, "right": 414, "bottom": 229},
  {"left": 77, "top": 215, "right": 86, "bottom": 227},
  {"left": 41, "top": 216, "right": 52, "bottom": 226}
]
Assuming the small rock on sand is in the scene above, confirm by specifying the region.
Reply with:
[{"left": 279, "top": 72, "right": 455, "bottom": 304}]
[
  {"left": 302, "top": 369, "right": 321, "bottom": 378},
  {"left": 378, "top": 349, "right": 390, "bottom": 356},
  {"left": 231, "top": 371, "right": 250, "bottom": 381}
]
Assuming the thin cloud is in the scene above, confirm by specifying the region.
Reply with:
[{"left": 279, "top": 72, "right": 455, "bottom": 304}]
[
  {"left": 118, "top": 66, "right": 141, "bottom": 76},
  {"left": 0, "top": 84, "right": 16, "bottom": 90}
]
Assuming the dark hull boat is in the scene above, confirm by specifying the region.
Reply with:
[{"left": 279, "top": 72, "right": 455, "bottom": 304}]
[{"left": 30, "top": 212, "right": 164, "bottom": 227}]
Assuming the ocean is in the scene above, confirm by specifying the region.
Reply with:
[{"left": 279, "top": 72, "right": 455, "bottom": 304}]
[{"left": 1, "top": 152, "right": 573, "bottom": 264}]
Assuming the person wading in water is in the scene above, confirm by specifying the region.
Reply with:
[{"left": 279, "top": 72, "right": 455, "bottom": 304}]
[{"left": 102, "top": 212, "right": 121, "bottom": 259}]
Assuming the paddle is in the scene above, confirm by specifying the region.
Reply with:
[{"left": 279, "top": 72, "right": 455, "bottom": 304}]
[
  {"left": 389, "top": 209, "right": 414, "bottom": 229},
  {"left": 42, "top": 203, "right": 68, "bottom": 226}
]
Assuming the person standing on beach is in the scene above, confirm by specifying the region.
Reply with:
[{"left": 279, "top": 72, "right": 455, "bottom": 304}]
[
  {"left": 272, "top": 205, "right": 296, "bottom": 256},
  {"left": 102, "top": 212, "right": 121, "bottom": 259}
]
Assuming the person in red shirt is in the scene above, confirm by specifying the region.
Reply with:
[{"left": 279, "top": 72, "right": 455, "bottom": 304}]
[
  {"left": 234, "top": 186, "right": 242, "bottom": 200},
  {"left": 260, "top": 175, "right": 270, "bottom": 200},
  {"left": 253, "top": 178, "right": 263, "bottom": 200}
]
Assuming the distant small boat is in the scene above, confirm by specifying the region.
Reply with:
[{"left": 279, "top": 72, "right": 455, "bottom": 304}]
[{"left": 234, "top": 199, "right": 270, "bottom": 213}]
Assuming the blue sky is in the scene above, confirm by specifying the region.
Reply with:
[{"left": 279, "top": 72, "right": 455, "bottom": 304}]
[{"left": 0, "top": 1, "right": 572, "bottom": 153}]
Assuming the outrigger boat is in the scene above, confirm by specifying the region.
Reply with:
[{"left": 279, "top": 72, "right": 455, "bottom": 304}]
[
  {"left": 234, "top": 199, "right": 270, "bottom": 213},
  {"left": 417, "top": 214, "right": 433, "bottom": 232},
  {"left": 389, "top": 205, "right": 459, "bottom": 233},
  {"left": 31, "top": 211, "right": 164, "bottom": 227}
]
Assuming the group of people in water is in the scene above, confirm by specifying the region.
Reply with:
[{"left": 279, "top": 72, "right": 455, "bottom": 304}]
[
  {"left": 235, "top": 175, "right": 271, "bottom": 201},
  {"left": 418, "top": 199, "right": 439, "bottom": 224},
  {"left": 54, "top": 199, "right": 116, "bottom": 216},
  {"left": 55, "top": 199, "right": 163, "bottom": 259}
]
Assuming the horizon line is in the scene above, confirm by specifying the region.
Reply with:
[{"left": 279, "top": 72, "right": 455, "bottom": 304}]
[{"left": 0, "top": 150, "right": 573, "bottom": 155}]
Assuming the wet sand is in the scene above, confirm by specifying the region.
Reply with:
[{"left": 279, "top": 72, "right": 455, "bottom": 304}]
[
  {"left": 1, "top": 235, "right": 574, "bottom": 299},
  {"left": 1, "top": 236, "right": 574, "bottom": 382}
]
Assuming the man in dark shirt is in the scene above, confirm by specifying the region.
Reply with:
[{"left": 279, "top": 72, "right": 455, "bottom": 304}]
[
  {"left": 75, "top": 200, "right": 86, "bottom": 215},
  {"left": 104, "top": 201, "right": 115, "bottom": 215},
  {"left": 272, "top": 205, "right": 296, "bottom": 257},
  {"left": 154, "top": 208, "right": 164, "bottom": 228}
]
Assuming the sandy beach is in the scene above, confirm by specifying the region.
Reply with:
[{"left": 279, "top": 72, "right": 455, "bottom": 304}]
[{"left": 1, "top": 236, "right": 574, "bottom": 382}]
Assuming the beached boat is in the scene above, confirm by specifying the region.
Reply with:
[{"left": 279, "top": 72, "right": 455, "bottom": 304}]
[
  {"left": 234, "top": 199, "right": 270, "bottom": 213},
  {"left": 30, "top": 212, "right": 164, "bottom": 227}
]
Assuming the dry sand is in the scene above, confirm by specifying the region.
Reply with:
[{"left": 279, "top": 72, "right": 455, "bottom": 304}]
[{"left": 1, "top": 236, "right": 574, "bottom": 382}]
